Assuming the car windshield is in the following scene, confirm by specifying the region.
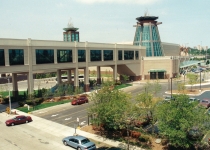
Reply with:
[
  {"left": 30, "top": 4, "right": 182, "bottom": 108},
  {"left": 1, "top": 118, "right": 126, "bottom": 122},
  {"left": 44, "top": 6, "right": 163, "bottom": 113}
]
[
  {"left": 13, "top": 117, "right": 18, "bottom": 120},
  {"left": 201, "top": 100, "right": 208, "bottom": 103},
  {"left": 81, "top": 138, "right": 90, "bottom": 144}
]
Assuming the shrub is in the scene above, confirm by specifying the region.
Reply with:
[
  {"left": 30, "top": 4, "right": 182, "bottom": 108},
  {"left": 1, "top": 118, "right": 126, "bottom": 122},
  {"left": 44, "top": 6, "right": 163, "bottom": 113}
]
[
  {"left": 139, "top": 134, "right": 150, "bottom": 142},
  {"left": 34, "top": 97, "right": 44, "bottom": 104},
  {"left": 18, "top": 101, "right": 25, "bottom": 107}
]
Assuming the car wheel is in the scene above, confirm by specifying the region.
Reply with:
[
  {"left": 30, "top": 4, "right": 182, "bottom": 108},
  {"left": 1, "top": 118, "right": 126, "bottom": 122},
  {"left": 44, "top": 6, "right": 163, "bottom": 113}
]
[
  {"left": 26, "top": 120, "right": 28, "bottom": 123},
  {"left": 63, "top": 141, "right": 67, "bottom": 146},
  {"left": 77, "top": 147, "right": 81, "bottom": 150},
  {"left": 11, "top": 123, "right": 14, "bottom": 126}
]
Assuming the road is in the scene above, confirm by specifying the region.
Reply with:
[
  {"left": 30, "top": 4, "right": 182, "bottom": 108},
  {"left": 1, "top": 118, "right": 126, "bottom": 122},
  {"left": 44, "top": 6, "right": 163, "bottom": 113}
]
[
  {"left": 32, "top": 102, "right": 90, "bottom": 128},
  {"left": 32, "top": 81, "right": 170, "bottom": 128}
]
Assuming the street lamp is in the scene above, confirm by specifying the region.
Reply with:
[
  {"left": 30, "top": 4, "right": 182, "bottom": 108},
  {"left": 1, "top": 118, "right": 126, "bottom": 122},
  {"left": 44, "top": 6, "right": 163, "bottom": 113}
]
[
  {"left": 170, "top": 77, "right": 173, "bottom": 98},
  {"left": 199, "top": 70, "right": 201, "bottom": 91},
  {"left": 7, "top": 77, "right": 11, "bottom": 114}
]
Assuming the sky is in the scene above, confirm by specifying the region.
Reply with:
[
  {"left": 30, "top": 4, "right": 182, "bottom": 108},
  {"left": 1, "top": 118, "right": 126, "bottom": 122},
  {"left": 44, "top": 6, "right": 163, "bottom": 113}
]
[{"left": 0, "top": 0, "right": 209, "bottom": 48}]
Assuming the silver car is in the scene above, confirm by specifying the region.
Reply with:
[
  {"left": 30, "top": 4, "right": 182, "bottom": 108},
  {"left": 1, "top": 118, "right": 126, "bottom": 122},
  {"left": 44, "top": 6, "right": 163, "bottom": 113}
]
[{"left": 62, "top": 135, "right": 96, "bottom": 150}]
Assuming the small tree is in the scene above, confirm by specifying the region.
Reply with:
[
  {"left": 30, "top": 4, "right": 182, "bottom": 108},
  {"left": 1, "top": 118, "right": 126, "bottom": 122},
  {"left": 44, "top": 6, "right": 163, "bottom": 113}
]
[
  {"left": 65, "top": 84, "right": 74, "bottom": 95},
  {"left": 177, "top": 82, "right": 186, "bottom": 93},
  {"left": 186, "top": 73, "right": 198, "bottom": 91},
  {"left": 121, "top": 74, "right": 129, "bottom": 83}
]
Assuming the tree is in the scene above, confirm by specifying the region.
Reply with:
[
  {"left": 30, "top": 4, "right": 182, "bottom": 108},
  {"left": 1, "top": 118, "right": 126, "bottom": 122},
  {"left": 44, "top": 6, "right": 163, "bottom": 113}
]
[
  {"left": 121, "top": 74, "right": 129, "bottom": 83},
  {"left": 177, "top": 82, "right": 186, "bottom": 93},
  {"left": 186, "top": 73, "right": 198, "bottom": 91},
  {"left": 88, "top": 81, "right": 132, "bottom": 130},
  {"left": 135, "top": 81, "right": 162, "bottom": 134},
  {"left": 155, "top": 94, "right": 210, "bottom": 148}
]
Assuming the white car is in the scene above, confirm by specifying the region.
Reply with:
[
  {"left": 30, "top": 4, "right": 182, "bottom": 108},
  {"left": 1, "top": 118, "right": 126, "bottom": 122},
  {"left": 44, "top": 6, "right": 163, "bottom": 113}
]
[{"left": 189, "top": 97, "right": 200, "bottom": 103}]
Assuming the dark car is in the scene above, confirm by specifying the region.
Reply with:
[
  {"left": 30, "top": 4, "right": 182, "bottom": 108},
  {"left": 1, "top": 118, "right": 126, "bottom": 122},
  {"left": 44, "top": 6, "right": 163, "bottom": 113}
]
[
  {"left": 62, "top": 135, "right": 96, "bottom": 150},
  {"left": 71, "top": 96, "right": 88, "bottom": 105},
  {"left": 199, "top": 99, "right": 210, "bottom": 108},
  {"left": 5, "top": 115, "right": 32, "bottom": 126}
]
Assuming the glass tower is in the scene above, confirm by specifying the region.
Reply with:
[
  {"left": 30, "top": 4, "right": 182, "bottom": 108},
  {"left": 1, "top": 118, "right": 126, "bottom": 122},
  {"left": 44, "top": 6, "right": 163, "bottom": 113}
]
[
  {"left": 63, "top": 27, "right": 79, "bottom": 42},
  {"left": 133, "top": 16, "right": 164, "bottom": 57}
]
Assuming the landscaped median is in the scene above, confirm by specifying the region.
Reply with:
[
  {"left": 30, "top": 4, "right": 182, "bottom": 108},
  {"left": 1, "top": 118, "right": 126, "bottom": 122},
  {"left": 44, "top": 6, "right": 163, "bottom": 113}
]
[{"left": 17, "top": 99, "right": 71, "bottom": 113}]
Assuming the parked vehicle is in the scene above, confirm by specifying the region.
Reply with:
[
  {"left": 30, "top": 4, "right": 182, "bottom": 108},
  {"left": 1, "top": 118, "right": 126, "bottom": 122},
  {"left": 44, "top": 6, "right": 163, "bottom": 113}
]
[
  {"left": 189, "top": 97, "right": 200, "bottom": 103},
  {"left": 5, "top": 115, "right": 32, "bottom": 126},
  {"left": 62, "top": 135, "right": 96, "bottom": 150},
  {"left": 71, "top": 96, "right": 88, "bottom": 105},
  {"left": 199, "top": 99, "right": 210, "bottom": 108},
  {"left": 187, "top": 127, "right": 204, "bottom": 140},
  {"left": 164, "top": 96, "right": 175, "bottom": 102}
]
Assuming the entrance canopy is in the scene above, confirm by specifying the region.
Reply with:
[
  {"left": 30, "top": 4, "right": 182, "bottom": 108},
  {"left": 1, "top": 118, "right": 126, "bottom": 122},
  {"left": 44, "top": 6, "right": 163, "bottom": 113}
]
[
  {"left": 149, "top": 69, "right": 166, "bottom": 72},
  {"left": 180, "top": 60, "right": 200, "bottom": 68}
]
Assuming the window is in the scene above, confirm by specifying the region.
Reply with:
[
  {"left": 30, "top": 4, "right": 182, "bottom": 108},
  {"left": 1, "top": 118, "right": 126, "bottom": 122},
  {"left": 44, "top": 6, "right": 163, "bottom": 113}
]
[
  {"left": 9, "top": 49, "right": 24, "bottom": 65},
  {"left": 124, "top": 51, "right": 134, "bottom": 60},
  {"left": 104, "top": 50, "right": 113, "bottom": 61},
  {"left": 142, "top": 42, "right": 152, "bottom": 56},
  {"left": 71, "top": 34, "right": 75, "bottom": 41},
  {"left": 153, "top": 42, "right": 163, "bottom": 56},
  {"left": 90, "top": 50, "right": 101, "bottom": 61},
  {"left": 67, "top": 34, "right": 71, "bottom": 41},
  {"left": 36, "top": 49, "right": 54, "bottom": 64},
  {"left": 57, "top": 50, "right": 72, "bottom": 63},
  {"left": 75, "top": 33, "right": 79, "bottom": 42},
  {"left": 0, "top": 49, "right": 5, "bottom": 66},
  {"left": 135, "top": 51, "right": 139, "bottom": 59},
  {"left": 78, "top": 50, "right": 86, "bottom": 62},
  {"left": 118, "top": 50, "right": 122, "bottom": 60},
  {"left": 142, "top": 26, "right": 150, "bottom": 41}
]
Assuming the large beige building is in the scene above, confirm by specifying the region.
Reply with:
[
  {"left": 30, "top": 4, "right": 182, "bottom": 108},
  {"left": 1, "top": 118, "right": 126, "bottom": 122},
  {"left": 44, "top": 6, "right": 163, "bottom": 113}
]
[{"left": 0, "top": 14, "right": 188, "bottom": 94}]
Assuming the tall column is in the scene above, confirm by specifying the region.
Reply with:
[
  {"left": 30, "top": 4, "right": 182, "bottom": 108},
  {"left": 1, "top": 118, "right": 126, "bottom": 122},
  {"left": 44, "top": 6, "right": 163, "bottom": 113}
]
[
  {"left": 27, "top": 72, "right": 34, "bottom": 94},
  {"left": 12, "top": 73, "right": 18, "bottom": 97},
  {"left": 54, "top": 49, "right": 57, "bottom": 64},
  {"left": 97, "top": 66, "right": 101, "bottom": 84},
  {"left": 84, "top": 67, "right": 89, "bottom": 92},
  {"left": 73, "top": 67, "right": 79, "bottom": 89},
  {"left": 27, "top": 38, "right": 34, "bottom": 94},
  {"left": 113, "top": 64, "right": 117, "bottom": 82},
  {"left": 57, "top": 69, "right": 62, "bottom": 84},
  {"left": 67, "top": 69, "right": 72, "bottom": 83},
  {"left": 4, "top": 48, "right": 9, "bottom": 66}
]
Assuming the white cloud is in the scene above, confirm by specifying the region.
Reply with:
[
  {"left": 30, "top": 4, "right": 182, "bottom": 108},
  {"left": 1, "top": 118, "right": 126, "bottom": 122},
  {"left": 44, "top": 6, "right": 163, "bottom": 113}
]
[{"left": 76, "top": 0, "right": 161, "bottom": 5}]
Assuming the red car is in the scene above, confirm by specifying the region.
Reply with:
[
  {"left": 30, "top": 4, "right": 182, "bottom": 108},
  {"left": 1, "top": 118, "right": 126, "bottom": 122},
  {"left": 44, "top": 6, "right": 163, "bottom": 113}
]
[
  {"left": 71, "top": 96, "right": 88, "bottom": 105},
  {"left": 5, "top": 115, "right": 33, "bottom": 126},
  {"left": 199, "top": 99, "right": 210, "bottom": 108}
]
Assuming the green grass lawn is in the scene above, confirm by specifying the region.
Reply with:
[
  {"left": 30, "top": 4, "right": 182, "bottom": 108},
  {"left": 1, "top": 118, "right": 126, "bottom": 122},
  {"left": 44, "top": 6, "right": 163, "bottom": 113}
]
[
  {"left": 115, "top": 83, "right": 132, "bottom": 89},
  {"left": 17, "top": 100, "right": 71, "bottom": 113}
]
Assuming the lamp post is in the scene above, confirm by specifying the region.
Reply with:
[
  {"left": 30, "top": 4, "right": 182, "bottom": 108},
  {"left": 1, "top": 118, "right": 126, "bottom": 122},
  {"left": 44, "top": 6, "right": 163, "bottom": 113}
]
[
  {"left": 7, "top": 77, "right": 11, "bottom": 114},
  {"left": 199, "top": 70, "right": 201, "bottom": 91},
  {"left": 170, "top": 77, "right": 173, "bottom": 98}
]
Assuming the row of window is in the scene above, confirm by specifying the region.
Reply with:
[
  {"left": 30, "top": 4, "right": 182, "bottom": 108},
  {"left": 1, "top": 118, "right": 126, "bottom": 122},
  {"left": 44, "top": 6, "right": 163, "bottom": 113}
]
[
  {"left": 0, "top": 49, "right": 139, "bottom": 66},
  {"left": 63, "top": 33, "right": 79, "bottom": 42}
]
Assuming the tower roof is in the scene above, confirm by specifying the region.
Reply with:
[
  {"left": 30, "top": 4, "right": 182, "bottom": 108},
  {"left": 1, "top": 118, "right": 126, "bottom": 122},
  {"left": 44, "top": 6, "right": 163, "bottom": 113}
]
[
  {"left": 136, "top": 16, "right": 158, "bottom": 22},
  {"left": 63, "top": 27, "right": 79, "bottom": 32}
]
